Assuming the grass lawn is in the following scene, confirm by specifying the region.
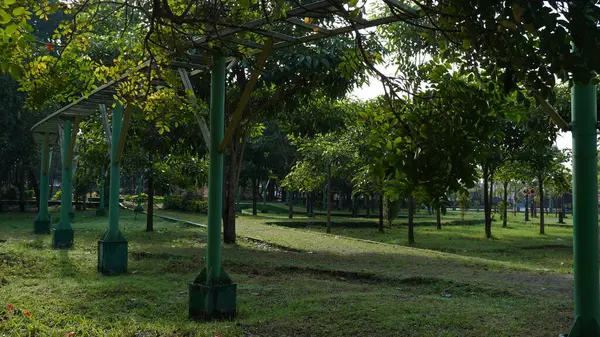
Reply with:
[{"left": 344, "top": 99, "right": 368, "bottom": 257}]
[{"left": 0, "top": 206, "right": 577, "bottom": 336}]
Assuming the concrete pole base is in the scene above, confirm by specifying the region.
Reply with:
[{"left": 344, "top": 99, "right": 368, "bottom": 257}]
[
  {"left": 52, "top": 227, "right": 74, "bottom": 248},
  {"left": 97, "top": 238, "right": 128, "bottom": 275},
  {"left": 189, "top": 282, "right": 237, "bottom": 320},
  {"left": 34, "top": 216, "right": 52, "bottom": 234}
]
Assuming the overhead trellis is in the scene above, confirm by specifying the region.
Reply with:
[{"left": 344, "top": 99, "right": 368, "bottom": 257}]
[
  {"left": 30, "top": 0, "right": 420, "bottom": 137},
  {"left": 29, "top": 0, "right": 423, "bottom": 316}
]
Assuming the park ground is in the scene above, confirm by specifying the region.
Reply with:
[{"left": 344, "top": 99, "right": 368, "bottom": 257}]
[{"left": 0, "top": 203, "right": 578, "bottom": 336}]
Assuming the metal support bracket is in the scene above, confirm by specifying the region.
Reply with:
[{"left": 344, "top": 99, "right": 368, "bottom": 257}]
[
  {"left": 178, "top": 67, "right": 211, "bottom": 149},
  {"left": 65, "top": 116, "right": 80, "bottom": 170},
  {"left": 115, "top": 103, "right": 133, "bottom": 163},
  {"left": 99, "top": 104, "right": 112, "bottom": 148}
]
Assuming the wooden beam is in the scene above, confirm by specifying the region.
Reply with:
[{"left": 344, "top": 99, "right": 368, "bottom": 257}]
[
  {"left": 219, "top": 38, "right": 274, "bottom": 152},
  {"left": 115, "top": 103, "right": 133, "bottom": 163}
]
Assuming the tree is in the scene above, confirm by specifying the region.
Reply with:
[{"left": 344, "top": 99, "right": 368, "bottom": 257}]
[{"left": 518, "top": 105, "right": 564, "bottom": 234}]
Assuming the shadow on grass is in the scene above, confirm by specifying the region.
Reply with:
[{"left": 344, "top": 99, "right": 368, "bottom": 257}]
[{"left": 0, "top": 210, "right": 575, "bottom": 337}]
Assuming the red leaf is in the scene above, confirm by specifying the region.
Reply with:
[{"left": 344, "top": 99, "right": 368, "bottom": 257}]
[
  {"left": 23, "top": 309, "right": 31, "bottom": 317},
  {"left": 45, "top": 43, "right": 54, "bottom": 51},
  {"left": 7, "top": 304, "right": 14, "bottom": 311}
]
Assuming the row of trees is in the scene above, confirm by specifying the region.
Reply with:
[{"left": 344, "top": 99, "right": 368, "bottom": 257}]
[{"left": 1, "top": 0, "right": 597, "bottom": 246}]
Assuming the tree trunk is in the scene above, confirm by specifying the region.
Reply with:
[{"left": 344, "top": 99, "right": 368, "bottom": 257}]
[
  {"left": 378, "top": 194, "right": 384, "bottom": 233},
  {"left": 267, "top": 181, "right": 275, "bottom": 201},
  {"left": 28, "top": 166, "right": 40, "bottom": 206},
  {"left": 288, "top": 191, "right": 293, "bottom": 219},
  {"left": 525, "top": 193, "right": 529, "bottom": 221},
  {"left": 489, "top": 171, "right": 494, "bottom": 219},
  {"left": 539, "top": 175, "right": 544, "bottom": 234},
  {"left": 513, "top": 190, "right": 517, "bottom": 216},
  {"left": 223, "top": 143, "right": 239, "bottom": 244},
  {"left": 483, "top": 165, "right": 491, "bottom": 238},
  {"left": 49, "top": 175, "right": 55, "bottom": 200},
  {"left": 351, "top": 195, "right": 357, "bottom": 217},
  {"left": 366, "top": 195, "right": 370, "bottom": 217},
  {"left": 502, "top": 181, "right": 508, "bottom": 228},
  {"left": 371, "top": 196, "right": 375, "bottom": 214},
  {"left": 146, "top": 163, "right": 154, "bottom": 232},
  {"left": 306, "top": 192, "right": 311, "bottom": 216},
  {"left": 18, "top": 163, "right": 25, "bottom": 212},
  {"left": 326, "top": 189, "right": 332, "bottom": 234},
  {"left": 408, "top": 195, "right": 415, "bottom": 245},
  {"left": 326, "top": 163, "right": 331, "bottom": 232},
  {"left": 252, "top": 177, "right": 258, "bottom": 215},
  {"left": 436, "top": 203, "right": 441, "bottom": 230}
]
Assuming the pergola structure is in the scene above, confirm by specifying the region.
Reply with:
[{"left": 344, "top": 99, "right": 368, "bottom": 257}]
[
  {"left": 29, "top": 0, "right": 599, "bottom": 335},
  {"left": 30, "top": 0, "right": 420, "bottom": 320}
]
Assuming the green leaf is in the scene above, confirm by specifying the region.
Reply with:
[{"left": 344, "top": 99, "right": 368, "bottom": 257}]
[
  {"left": 12, "top": 7, "right": 26, "bottom": 16},
  {"left": 498, "top": 19, "right": 517, "bottom": 31},
  {"left": 8, "top": 64, "right": 21, "bottom": 79},
  {"left": 349, "top": 8, "right": 360, "bottom": 19},
  {"left": 4, "top": 24, "right": 18, "bottom": 35},
  {"left": 0, "top": 10, "right": 11, "bottom": 24}
]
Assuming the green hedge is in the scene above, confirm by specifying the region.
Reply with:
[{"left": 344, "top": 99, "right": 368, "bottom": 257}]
[
  {"left": 25, "top": 190, "right": 35, "bottom": 199},
  {"left": 125, "top": 193, "right": 148, "bottom": 202},
  {"left": 163, "top": 195, "right": 208, "bottom": 214},
  {"left": 52, "top": 190, "right": 62, "bottom": 200}
]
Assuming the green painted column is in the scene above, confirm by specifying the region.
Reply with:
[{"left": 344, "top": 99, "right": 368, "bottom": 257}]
[
  {"left": 134, "top": 173, "right": 144, "bottom": 213},
  {"left": 98, "top": 102, "right": 128, "bottom": 275},
  {"left": 189, "top": 53, "right": 236, "bottom": 320},
  {"left": 567, "top": 83, "right": 600, "bottom": 337},
  {"left": 52, "top": 120, "right": 74, "bottom": 248},
  {"left": 34, "top": 133, "right": 52, "bottom": 234},
  {"left": 96, "top": 166, "right": 107, "bottom": 216}
]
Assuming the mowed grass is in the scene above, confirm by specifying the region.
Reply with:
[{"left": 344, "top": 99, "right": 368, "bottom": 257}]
[
  {"left": 234, "top": 203, "right": 576, "bottom": 273},
  {"left": 0, "top": 207, "right": 576, "bottom": 336}
]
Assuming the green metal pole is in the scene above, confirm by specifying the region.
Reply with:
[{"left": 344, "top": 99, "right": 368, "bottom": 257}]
[
  {"left": 34, "top": 133, "right": 51, "bottom": 234},
  {"left": 189, "top": 53, "right": 236, "bottom": 320},
  {"left": 52, "top": 120, "right": 74, "bottom": 248},
  {"left": 568, "top": 83, "right": 600, "bottom": 337},
  {"left": 97, "top": 102, "right": 128, "bottom": 275},
  {"left": 108, "top": 105, "right": 122, "bottom": 238},
  {"left": 206, "top": 53, "right": 225, "bottom": 285},
  {"left": 96, "top": 166, "right": 107, "bottom": 216}
]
